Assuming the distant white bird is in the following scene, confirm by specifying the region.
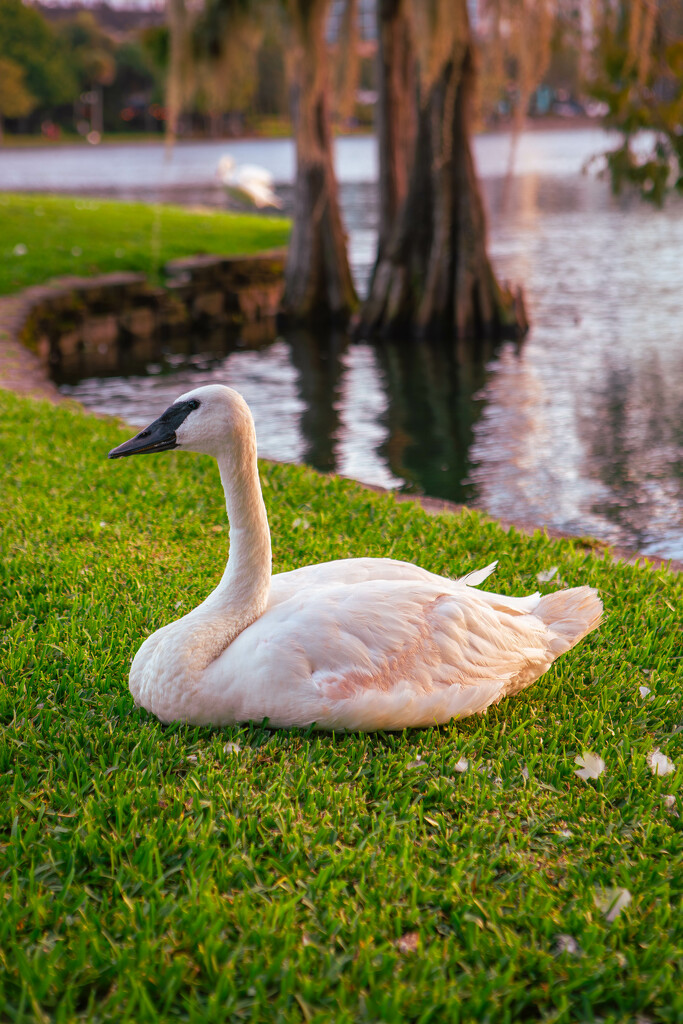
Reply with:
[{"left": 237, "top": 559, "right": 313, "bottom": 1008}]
[
  {"left": 108, "top": 384, "right": 603, "bottom": 732},
  {"left": 216, "top": 155, "right": 282, "bottom": 209}
]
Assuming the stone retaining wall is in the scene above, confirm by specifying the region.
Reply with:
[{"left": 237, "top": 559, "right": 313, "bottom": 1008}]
[{"left": 16, "top": 250, "right": 286, "bottom": 371}]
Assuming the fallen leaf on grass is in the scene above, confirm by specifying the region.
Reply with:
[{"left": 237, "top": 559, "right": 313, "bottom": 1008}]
[
  {"left": 554, "top": 934, "right": 581, "bottom": 956},
  {"left": 647, "top": 748, "right": 675, "bottom": 776},
  {"left": 663, "top": 794, "right": 679, "bottom": 817},
  {"left": 595, "top": 887, "right": 631, "bottom": 923},
  {"left": 574, "top": 752, "right": 605, "bottom": 781},
  {"left": 396, "top": 932, "right": 419, "bottom": 954}
]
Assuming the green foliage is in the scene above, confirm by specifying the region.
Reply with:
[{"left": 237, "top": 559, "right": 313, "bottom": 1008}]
[
  {"left": 589, "top": 8, "right": 683, "bottom": 204},
  {"left": 1, "top": 391, "right": 681, "bottom": 1022},
  {"left": 0, "top": 56, "right": 35, "bottom": 120},
  {"left": 141, "top": 24, "right": 170, "bottom": 73},
  {"left": 0, "top": 193, "right": 290, "bottom": 296},
  {"left": 57, "top": 12, "right": 117, "bottom": 88},
  {"left": 0, "top": 0, "right": 76, "bottom": 107}
]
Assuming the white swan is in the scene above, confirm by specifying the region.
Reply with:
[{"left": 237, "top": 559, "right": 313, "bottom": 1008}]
[
  {"left": 216, "top": 155, "right": 282, "bottom": 209},
  {"left": 108, "top": 384, "right": 603, "bottom": 731}
]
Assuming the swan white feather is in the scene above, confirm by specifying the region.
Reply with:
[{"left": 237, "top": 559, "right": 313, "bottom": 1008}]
[
  {"left": 108, "top": 384, "right": 603, "bottom": 731},
  {"left": 217, "top": 155, "right": 282, "bottom": 209}
]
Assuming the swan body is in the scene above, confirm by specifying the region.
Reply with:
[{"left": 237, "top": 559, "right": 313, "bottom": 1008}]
[
  {"left": 108, "top": 385, "right": 603, "bottom": 731},
  {"left": 216, "top": 155, "right": 282, "bottom": 209}
]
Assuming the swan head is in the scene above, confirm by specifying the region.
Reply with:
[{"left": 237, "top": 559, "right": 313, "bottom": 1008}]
[{"left": 108, "top": 384, "right": 254, "bottom": 460}]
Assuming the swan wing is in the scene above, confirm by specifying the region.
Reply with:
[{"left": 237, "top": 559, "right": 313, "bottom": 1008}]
[
  {"left": 233, "top": 164, "right": 275, "bottom": 185},
  {"left": 243, "top": 183, "right": 282, "bottom": 209},
  {"left": 268, "top": 557, "right": 497, "bottom": 607},
  {"left": 222, "top": 179, "right": 281, "bottom": 208},
  {"left": 201, "top": 575, "right": 556, "bottom": 730}
]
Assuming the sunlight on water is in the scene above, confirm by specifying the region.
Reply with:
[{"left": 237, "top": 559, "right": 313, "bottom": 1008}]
[
  {"left": 476, "top": 175, "right": 683, "bottom": 559},
  {"left": 334, "top": 345, "right": 404, "bottom": 490}
]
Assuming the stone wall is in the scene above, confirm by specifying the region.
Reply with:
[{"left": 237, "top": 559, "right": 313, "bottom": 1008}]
[{"left": 18, "top": 250, "right": 286, "bottom": 371}]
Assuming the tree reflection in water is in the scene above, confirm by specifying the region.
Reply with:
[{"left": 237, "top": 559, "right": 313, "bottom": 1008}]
[
  {"left": 279, "top": 327, "right": 493, "bottom": 501},
  {"left": 578, "top": 357, "right": 683, "bottom": 557}
]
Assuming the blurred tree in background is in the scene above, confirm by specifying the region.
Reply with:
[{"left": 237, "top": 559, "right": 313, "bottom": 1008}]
[
  {"left": 0, "top": 56, "right": 35, "bottom": 142},
  {"left": 58, "top": 13, "right": 117, "bottom": 137},
  {"left": 590, "top": 0, "right": 683, "bottom": 204},
  {"left": 280, "top": 0, "right": 357, "bottom": 320},
  {"left": 0, "top": 0, "right": 76, "bottom": 123}
]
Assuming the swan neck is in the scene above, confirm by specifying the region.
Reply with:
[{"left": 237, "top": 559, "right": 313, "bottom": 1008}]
[{"left": 216, "top": 440, "right": 271, "bottom": 602}]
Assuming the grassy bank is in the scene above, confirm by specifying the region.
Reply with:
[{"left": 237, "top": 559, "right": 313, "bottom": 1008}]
[
  {"left": 0, "top": 194, "right": 290, "bottom": 296},
  {"left": 1, "top": 391, "right": 681, "bottom": 1023}
]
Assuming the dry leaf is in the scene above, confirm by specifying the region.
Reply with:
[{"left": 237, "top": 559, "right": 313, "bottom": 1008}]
[
  {"left": 647, "top": 748, "right": 675, "bottom": 776},
  {"left": 554, "top": 934, "right": 581, "bottom": 955},
  {"left": 574, "top": 751, "right": 605, "bottom": 780},
  {"left": 662, "top": 794, "right": 679, "bottom": 817},
  {"left": 595, "top": 887, "right": 631, "bottom": 923},
  {"left": 396, "top": 932, "right": 419, "bottom": 954}
]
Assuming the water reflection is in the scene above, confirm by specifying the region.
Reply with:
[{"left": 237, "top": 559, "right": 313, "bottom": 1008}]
[
  {"left": 375, "top": 340, "right": 490, "bottom": 501},
  {"left": 579, "top": 358, "right": 683, "bottom": 557}
]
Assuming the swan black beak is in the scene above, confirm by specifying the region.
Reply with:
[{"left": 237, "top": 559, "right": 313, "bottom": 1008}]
[{"left": 108, "top": 399, "right": 199, "bottom": 459}]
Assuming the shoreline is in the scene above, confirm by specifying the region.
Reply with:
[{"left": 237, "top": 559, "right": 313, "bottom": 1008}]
[
  {"left": 0, "top": 283, "right": 679, "bottom": 575},
  {"left": 0, "top": 116, "right": 606, "bottom": 153}
]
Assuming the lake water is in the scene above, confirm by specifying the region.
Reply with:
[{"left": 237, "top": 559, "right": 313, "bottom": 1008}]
[{"left": 3, "top": 129, "right": 682, "bottom": 559}]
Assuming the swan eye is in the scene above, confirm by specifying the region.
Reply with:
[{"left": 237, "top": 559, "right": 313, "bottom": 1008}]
[{"left": 187, "top": 400, "right": 200, "bottom": 411}]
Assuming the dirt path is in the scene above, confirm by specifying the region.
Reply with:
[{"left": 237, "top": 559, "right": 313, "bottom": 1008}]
[{"left": 0, "top": 292, "right": 60, "bottom": 402}]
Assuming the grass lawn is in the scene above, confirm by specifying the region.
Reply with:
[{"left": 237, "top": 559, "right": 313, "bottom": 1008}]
[
  {"left": 0, "top": 193, "right": 290, "bottom": 297},
  {"left": 1, "top": 391, "right": 681, "bottom": 1023}
]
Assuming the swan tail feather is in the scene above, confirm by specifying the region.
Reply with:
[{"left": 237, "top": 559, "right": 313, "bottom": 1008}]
[
  {"left": 458, "top": 561, "right": 498, "bottom": 588},
  {"left": 536, "top": 587, "right": 603, "bottom": 656}
]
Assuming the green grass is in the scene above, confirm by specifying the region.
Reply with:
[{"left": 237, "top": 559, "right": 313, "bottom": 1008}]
[
  {"left": 1, "top": 391, "right": 681, "bottom": 1024},
  {"left": 1, "top": 133, "right": 167, "bottom": 148},
  {"left": 0, "top": 193, "right": 290, "bottom": 297}
]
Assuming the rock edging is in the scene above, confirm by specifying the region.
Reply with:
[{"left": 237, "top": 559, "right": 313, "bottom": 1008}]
[{"left": 0, "top": 250, "right": 286, "bottom": 398}]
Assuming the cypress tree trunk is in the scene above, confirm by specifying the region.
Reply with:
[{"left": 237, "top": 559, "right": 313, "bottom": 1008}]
[
  {"left": 281, "top": 0, "right": 358, "bottom": 323},
  {"left": 375, "top": 0, "right": 417, "bottom": 263},
  {"left": 363, "top": 1, "right": 527, "bottom": 345}
]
